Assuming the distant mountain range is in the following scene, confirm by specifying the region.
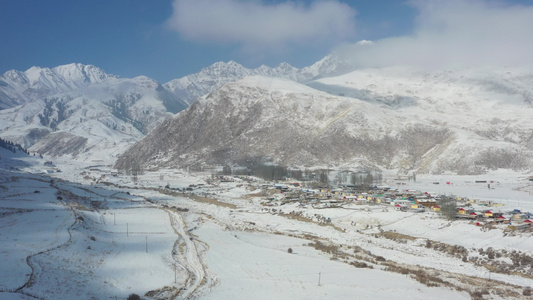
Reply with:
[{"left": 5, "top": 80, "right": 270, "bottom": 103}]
[
  {"left": 0, "top": 63, "right": 113, "bottom": 109},
  {"left": 0, "top": 63, "right": 181, "bottom": 161},
  {"left": 163, "top": 54, "right": 356, "bottom": 105},
  {"left": 0, "top": 56, "right": 355, "bottom": 164},
  {"left": 2, "top": 56, "right": 533, "bottom": 175}
]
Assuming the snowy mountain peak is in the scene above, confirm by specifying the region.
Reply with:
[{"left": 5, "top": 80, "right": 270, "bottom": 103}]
[
  {"left": 0, "top": 63, "right": 117, "bottom": 109},
  {"left": 162, "top": 58, "right": 349, "bottom": 105},
  {"left": 300, "top": 53, "right": 357, "bottom": 79},
  {"left": 52, "top": 63, "right": 115, "bottom": 84}
]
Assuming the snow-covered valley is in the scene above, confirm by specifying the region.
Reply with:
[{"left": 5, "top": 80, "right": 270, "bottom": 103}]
[
  {"left": 2, "top": 151, "right": 533, "bottom": 299},
  {"left": 2, "top": 61, "right": 533, "bottom": 299}
]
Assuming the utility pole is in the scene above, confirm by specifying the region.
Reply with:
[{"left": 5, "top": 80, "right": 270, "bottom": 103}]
[
  {"left": 174, "top": 264, "right": 177, "bottom": 284},
  {"left": 318, "top": 272, "right": 321, "bottom": 286}
]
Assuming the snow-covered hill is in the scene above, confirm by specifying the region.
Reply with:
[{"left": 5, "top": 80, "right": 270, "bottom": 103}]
[{"left": 116, "top": 68, "right": 533, "bottom": 175}]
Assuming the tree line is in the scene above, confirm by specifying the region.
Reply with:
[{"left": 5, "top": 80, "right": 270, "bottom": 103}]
[
  {"left": 0, "top": 137, "right": 29, "bottom": 155},
  {"left": 220, "top": 164, "right": 382, "bottom": 186}
]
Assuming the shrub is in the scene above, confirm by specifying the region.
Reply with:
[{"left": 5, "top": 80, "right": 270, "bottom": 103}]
[
  {"left": 350, "top": 261, "right": 370, "bottom": 268},
  {"left": 127, "top": 294, "right": 141, "bottom": 300},
  {"left": 523, "top": 288, "right": 532, "bottom": 296},
  {"left": 287, "top": 247, "right": 293, "bottom": 254}
]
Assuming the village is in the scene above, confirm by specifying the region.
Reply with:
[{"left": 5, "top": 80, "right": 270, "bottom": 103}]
[
  {"left": 186, "top": 174, "right": 533, "bottom": 232},
  {"left": 72, "top": 162, "right": 533, "bottom": 233}
]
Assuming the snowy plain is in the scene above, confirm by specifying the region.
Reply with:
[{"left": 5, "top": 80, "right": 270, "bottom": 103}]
[{"left": 1, "top": 151, "right": 533, "bottom": 299}]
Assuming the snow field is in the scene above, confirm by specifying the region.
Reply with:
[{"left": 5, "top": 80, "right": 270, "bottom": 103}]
[
  {"left": 197, "top": 221, "right": 469, "bottom": 300},
  {"left": 4, "top": 157, "right": 533, "bottom": 299}
]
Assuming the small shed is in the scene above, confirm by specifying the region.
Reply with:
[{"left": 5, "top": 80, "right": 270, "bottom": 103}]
[
  {"left": 496, "top": 215, "right": 507, "bottom": 223},
  {"left": 484, "top": 210, "right": 493, "bottom": 218},
  {"left": 512, "top": 214, "right": 528, "bottom": 221},
  {"left": 432, "top": 205, "right": 441, "bottom": 212},
  {"left": 458, "top": 208, "right": 466, "bottom": 215}
]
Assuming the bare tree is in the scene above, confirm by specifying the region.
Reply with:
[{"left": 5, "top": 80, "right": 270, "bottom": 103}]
[{"left": 438, "top": 196, "right": 457, "bottom": 221}]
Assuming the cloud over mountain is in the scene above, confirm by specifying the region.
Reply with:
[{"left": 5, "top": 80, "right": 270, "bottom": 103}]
[
  {"left": 337, "top": 0, "right": 533, "bottom": 70},
  {"left": 166, "top": 0, "right": 356, "bottom": 54}
]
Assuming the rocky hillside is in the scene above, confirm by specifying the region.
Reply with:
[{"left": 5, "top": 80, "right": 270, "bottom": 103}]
[{"left": 115, "top": 76, "right": 449, "bottom": 173}]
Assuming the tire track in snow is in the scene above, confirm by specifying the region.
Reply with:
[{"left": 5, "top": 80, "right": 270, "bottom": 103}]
[{"left": 167, "top": 210, "right": 206, "bottom": 299}]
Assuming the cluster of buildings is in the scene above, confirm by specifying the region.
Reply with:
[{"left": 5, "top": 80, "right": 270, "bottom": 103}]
[
  {"left": 259, "top": 182, "right": 533, "bottom": 229},
  {"left": 263, "top": 183, "right": 440, "bottom": 209}
]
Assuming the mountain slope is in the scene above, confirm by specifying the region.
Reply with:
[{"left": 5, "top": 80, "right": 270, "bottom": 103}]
[
  {"left": 115, "top": 76, "right": 453, "bottom": 173},
  {"left": 308, "top": 66, "right": 533, "bottom": 174}
]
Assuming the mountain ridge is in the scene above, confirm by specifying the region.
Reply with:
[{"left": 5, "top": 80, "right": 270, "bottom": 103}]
[
  {"left": 162, "top": 53, "right": 356, "bottom": 105},
  {"left": 0, "top": 63, "right": 116, "bottom": 109}
]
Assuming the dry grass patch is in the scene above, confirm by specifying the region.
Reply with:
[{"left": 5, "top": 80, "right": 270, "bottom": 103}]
[
  {"left": 374, "top": 231, "right": 417, "bottom": 243},
  {"left": 145, "top": 286, "right": 181, "bottom": 300},
  {"left": 277, "top": 211, "right": 345, "bottom": 232},
  {"left": 185, "top": 194, "right": 237, "bottom": 209}
]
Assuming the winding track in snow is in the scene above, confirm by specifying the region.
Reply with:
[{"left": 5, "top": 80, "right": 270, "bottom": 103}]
[
  {"left": 167, "top": 210, "right": 206, "bottom": 299},
  {"left": 12, "top": 181, "right": 78, "bottom": 299}
]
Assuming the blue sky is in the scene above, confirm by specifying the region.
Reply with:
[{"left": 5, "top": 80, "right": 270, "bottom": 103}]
[{"left": 1, "top": 0, "right": 533, "bottom": 83}]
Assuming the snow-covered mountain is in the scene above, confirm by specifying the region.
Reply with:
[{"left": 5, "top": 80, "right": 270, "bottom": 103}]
[
  {"left": 0, "top": 63, "right": 115, "bottom": 109},
  {"left": 4, "top": 59, "right": 532, "bottom": 175},
  {"left": 116, "top": 67, "right": 533, "bottom": 175},
  {"left": 0, "top": 64, "right": 187, "bottom": 162},
  {"left": 1, "top": 57, "right": 355, "bottom": 162},
  {"left": 162, "top": 54, "right": 356, "bottom": 105}
]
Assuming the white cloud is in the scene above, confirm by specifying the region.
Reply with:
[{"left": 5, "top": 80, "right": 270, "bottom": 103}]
[
  {"left": 166, "top": 0, "right": 356, "bottom": 53},
  {"left": 337, "top": 0, "right": 533, "bottom": 70}
]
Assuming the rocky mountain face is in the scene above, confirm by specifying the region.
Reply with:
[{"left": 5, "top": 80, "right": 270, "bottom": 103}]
[
  {"left": 116, "top": 67, "right": 533, "bottom": 175},
  {"left": 114, "top": 76, "right": 448, "bottom": 173},
  {"left": 0, "top": 64, "right": 187, "bottom": 162}
]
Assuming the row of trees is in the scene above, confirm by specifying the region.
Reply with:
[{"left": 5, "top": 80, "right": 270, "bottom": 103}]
[
  {"left": 106, "top": 94, "right": 146, "bottom": 133},
  {"left": 0, "top": 137, "right": 29, "bottom": 155},
  {"left": 220, "top": 164, "right": 383, "bottom": 186},
  {"left": 38, "top": 97, "right": 73, "bottom": 130}
]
